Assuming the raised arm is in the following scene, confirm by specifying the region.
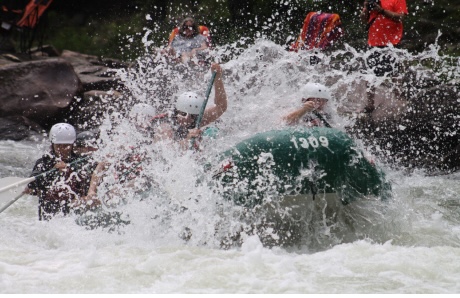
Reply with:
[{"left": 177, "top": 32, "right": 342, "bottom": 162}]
[
  {"left": 282, "top": 101, "right": 316, "bottom": 125},
  {"left": 200, "top": 63, "right": 228, "bottom": 127},
  {"left": 78, "top": 161, "right": 107, "bottom": 209},
  {"left": 191, "top": 40, "right": 209, "bottom": 54}
]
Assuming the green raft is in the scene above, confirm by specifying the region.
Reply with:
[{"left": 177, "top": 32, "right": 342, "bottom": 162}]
[{"left": 212, "top": 127, "right": 391, "bottom": 208}]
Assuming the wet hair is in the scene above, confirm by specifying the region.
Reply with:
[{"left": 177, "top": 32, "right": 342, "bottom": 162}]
[{"left": 179, "top": 17, "right": 200, "bottom": 38}]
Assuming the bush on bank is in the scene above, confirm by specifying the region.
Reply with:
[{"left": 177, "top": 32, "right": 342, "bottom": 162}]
[{"left": 40, "top": 0, "right": 459, "bottom": 61}]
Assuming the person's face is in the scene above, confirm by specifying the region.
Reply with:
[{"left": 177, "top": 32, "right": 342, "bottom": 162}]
[
  {"left": 74, "top": 145, "right": 98, "bottom": 155},
  {"left": 53, "top": 144, "right": 73, "bottom": 160},
  {"left": 176, "top": 110, "right": 197, "bottom": 126},
  {"left": 182, "top": 21, "right": 194, "bottom": 37},
  {"left": 301, "top": 97, "right": 327, "bottom": 110}
]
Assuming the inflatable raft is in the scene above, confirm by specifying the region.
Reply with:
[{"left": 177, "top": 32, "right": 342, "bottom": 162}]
[{"left": 212, "top": 127, "right": 391, "bottom": 208}]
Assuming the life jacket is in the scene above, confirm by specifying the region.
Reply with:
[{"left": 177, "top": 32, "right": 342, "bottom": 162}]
[
  {"left": 168, "top": 25, "right": 212, "bottom": 48},
  {"left": 290, "top": 12, "right": 343, "bottom": 52},
  {"left": 28, "top": 152, "right": 90, "bottom": 220},
  {"left": 75, "top": 154, "right": 99, "bottom": 195},
  {"left": 16, "top": 0, "right": 53, "bottom": 29},
  {"left": 1, "top": 0, "right": 53, "bottom": 54},
  {"left": 302, "top": 111, "right": 331, "bottom": 127}
]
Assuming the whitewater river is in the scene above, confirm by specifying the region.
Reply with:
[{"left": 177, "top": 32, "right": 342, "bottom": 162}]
[{"left": 1, "top": 40, "right": 459, "bottom": 293}]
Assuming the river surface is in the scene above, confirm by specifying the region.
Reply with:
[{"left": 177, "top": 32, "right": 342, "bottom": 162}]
[{"left": 1, "top": 39, "right": 459, "bottom": 293}]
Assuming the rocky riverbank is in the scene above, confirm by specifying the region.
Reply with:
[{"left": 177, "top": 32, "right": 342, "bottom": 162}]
[{"left": 0, "top": 47, "right": 129, "bottom": 140}]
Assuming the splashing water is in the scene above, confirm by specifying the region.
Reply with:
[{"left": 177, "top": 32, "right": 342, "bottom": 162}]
[{"left": 67, "top": 32, "right": 458, "bottom": 250}]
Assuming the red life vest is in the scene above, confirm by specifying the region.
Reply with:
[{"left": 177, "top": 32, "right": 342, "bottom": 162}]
[
  {"left": 290, "top": 12, "right": 343, "bottom": 52},
  {"left": 17, "top": 0, "right": 53, "bottom": 29}
]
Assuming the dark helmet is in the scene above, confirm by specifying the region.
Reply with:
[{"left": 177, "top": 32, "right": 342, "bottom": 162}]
[{"left": 75, "top": 131, "right": 98, "bottom": 148}]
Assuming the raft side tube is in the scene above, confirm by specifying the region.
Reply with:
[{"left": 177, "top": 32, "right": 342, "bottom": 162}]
[{"left": 213, "top": 127, "right": 390, "bottom": 208}]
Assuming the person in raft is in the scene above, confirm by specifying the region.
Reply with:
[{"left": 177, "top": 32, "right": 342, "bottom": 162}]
[
  {"left": 151, "top": 62, "right": 227, "bottom": 150},
  {"left": 82, "top": 106, "right": 157, "bottom": 205},
  {"left": 165, "top": 17, "right": 210, "bottom": 64},
  {"left": 282, "top": 82, "right": 333, "bottom": 127},
  {"left": 359, "top": 0, "right": 408, "bottom": 113},
  {"left": 74, "top": 130, "right": 100, "bottom": 156},
  {"left": 24, "top": 123, "right": 100, "bottom": 220}
]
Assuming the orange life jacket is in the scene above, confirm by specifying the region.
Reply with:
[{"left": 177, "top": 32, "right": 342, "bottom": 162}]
[
  {"left": 290, "top": 12, "right": 343, "bottom": 52},
  {"left": 16, "top": 0, "right": 53, "bottom": 29}
]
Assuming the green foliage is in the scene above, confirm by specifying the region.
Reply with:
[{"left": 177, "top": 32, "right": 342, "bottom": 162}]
[
  {"left": 41, "top": 0, "right": 458, "bottom": 60},
  {"left": 45, "top": 11, "right": 146, "bottom": 60}
]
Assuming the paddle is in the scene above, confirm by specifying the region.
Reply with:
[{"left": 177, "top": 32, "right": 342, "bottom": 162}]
[
  {"left": 196, "top": 71, "right": 217, "bottom": 129},
  {"left": 313, "top": 111, "right": 332, "bottom": 128},
  {"left": 0, "top": 176, "right": 35, "bottom": 194},
  {"left": 0, "top": 176, "right": 35, "bottom": 214},
  {"left": 191, "top": 71, "right": 217, "bottom": 148},
  {"left": 0, "top": 156, "right": 90, "bottom": 214},
  {"left": 0, "top": 192, "right": 26, "bottom": 214}
]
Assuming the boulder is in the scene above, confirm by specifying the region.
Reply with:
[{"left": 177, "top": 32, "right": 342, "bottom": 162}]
[
  {"left": 71, "top": 90, "right": 124, "bottom": 129},
  {"left": 60, "top": 50, "right": 127, "bottom": 92},
  {"left": 0, "top": 50, "right": 131, "bottom": 140},
  {"left": 0, "top": 116, "right": 45, "bottom": 141},
  {"left": 0, "top": 58, "right": 82, "bottom": 129}
]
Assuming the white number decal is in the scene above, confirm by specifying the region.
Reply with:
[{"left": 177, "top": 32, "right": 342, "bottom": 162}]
[
  {"left": 295, "top": 135, "right": 329, "bottom": 149},
  {"left": 308, "top": 136, "right": 319, "bottom": 148},
  {"left": 290, "top": 136, "right": 299, "bottom": 149},
  {"left": 319, "top": 136, "right": 329, "bottom": 147},
  {"left": 298, "top": 137, "right": 309, "bottom": 149}
]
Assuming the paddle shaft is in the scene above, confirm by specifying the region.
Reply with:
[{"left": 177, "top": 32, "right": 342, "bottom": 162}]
[
  {"left": 0, "top": 156, "right": 90, "bottom": 193},
  {"left": 191, "top": 71, "right": 217, "bottom": 149},
  {"left": 0, "top": 192, "right": 25, "bottom": 214},
  {"left": 0, "top": 156, "right": 90, "bottom": 214},
  {"left": 0, "top": 177, "right": 35, "bottom": 194},
  {"left": 195, "top": 71, "right": 217, "bottom": 129},
  {"left": 313, "top": 111, "right": 332, "bottom": 128}
]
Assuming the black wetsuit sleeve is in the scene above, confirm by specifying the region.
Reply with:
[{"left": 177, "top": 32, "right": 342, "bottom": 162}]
[{"left": 27, "top": 155, "right": 57, "bottom": 193}]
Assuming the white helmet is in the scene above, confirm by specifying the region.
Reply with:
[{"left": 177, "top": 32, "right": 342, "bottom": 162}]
[
  {"left": 49, "top": 123, "right": 76, "bottom": 144},
  {"left": 129, "top": 103, "right": 157, "bottom": 123},
  {"left": 176, "top": 92, "right": 204, "bottom": 115},
  {"left": 301, "top": 83, "right": 332, "bottom": 101}
]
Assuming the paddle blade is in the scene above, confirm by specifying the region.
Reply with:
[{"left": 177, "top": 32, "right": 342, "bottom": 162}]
[
  {"left": 0, "top": 186, "right": 23, "bottom": 205},
  {"left": 0, "top": 177, "right": 35, "bottom": 213},
  {"left": 0, "top": 177, "right": 33, "bottom": 207},
  {"left": 0, "top": 192, "right": 26, "bottom": 214}
]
